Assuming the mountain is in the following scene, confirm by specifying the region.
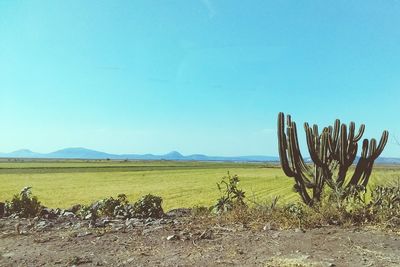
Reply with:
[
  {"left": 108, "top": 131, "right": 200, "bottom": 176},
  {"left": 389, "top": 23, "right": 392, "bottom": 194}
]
[
  {"left": 0, "top": 147, "right": 279, "bottom": 162},
  {"left": 375, "top": 157, "right": 400, "bottom": 164},
  {"left": 161, "top": 151, "right": 184, "bottom": 160},
  {"left": 4, "top": 149, "right": 43, "bottom": 158},
  {"left": 0, "top": 147, "right": 398, "bottom": 163},
  {"left": 46, "top": 147, "right": 115, "bottom": 159}
]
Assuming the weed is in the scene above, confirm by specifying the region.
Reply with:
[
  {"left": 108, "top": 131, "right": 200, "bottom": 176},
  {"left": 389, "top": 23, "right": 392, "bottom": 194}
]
[
  {"left": 214, "top": 172, "right": 246, "bottom": 213},
  {"left": 4, "top": 187, "right": 42, "bottom": 218}
]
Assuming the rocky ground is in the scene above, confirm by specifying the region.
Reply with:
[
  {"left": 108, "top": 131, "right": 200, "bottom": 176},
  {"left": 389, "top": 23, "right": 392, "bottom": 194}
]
[{"left": 0, "top": 210, "right": 399, "bottom": 267}]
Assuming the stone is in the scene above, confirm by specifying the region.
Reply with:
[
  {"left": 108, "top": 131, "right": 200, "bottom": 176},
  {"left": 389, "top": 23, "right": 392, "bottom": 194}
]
[
  {"left": 40, "top": 208, "right": 57, "bottom": 219},
  {"left": 166, "top": 234, "right": 179, "bottom": 241},
  {"left": 125, "top": 257, "right": 135, "bottom": 264},
  {"left": 145, "top": 217, "right": 154, "bottom": 223},
  {"left": 66, "top": 204, "right": 81, "bottom": 214},
  {"left": 165, "top": 208, "right": 191, "bottom": 218},
  {"left": 77, "top": 231, "right": 92, "bottom": 238},
  {"left": 271, "top": 232, "right": 280, "bottom": 239},
  {"left": 2, "top": 252, "right": 15, "bottom": 258},
  {"left": 110, "top": 223, "right": 125, "bottom": 231},
  {"left": 263, "top": 222, "right": 277, "bottom": 231},
  {"left": 63, "top": 211, "right": 76, "bottom": 217},
  {"left": 125, "top": 218, "right": 141, "bottom": 227},
  {"left": 36, "top": 220, "right": 53, "bottom": 230}
]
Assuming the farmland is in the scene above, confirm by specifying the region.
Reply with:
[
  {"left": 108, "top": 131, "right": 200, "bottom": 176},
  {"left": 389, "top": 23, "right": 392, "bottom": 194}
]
[{"left": 0, "top": 159, "right": 399, "bottom": 210}]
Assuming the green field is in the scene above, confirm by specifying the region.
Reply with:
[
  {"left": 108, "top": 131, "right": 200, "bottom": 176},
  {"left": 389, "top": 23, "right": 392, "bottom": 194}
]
[{"left": 0, "top": 160, "right": 399, "bottom": 210}]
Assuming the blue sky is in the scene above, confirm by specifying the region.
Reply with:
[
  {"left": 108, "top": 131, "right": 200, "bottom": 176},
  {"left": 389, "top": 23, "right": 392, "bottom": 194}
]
[{"left": 0, "top": 1, "right": 399, "bottom": 156}]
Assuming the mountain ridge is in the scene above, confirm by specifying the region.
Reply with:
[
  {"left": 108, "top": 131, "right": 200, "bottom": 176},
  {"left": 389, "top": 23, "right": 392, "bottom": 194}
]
[
  {"left": 0, "top": 147, "right": 278, "bottom": 162},
  {"left": 0, "top": 147, "right": 399, "bottom": 163}
]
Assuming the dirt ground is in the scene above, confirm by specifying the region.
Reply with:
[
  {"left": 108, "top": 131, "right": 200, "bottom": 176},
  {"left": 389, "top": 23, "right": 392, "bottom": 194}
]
[{"left": 0, "top": 216, "right": 399, "bottom": 267}]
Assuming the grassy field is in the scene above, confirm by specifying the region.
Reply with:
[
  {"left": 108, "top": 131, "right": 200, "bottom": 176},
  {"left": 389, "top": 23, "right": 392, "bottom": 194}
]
[{"left": 0, "top": 159, "right": 399, "bottom": 210}]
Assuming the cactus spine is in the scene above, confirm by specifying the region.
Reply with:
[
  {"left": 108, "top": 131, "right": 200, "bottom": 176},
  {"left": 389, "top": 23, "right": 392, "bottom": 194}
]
[{"left": 278, "top": 112, "right": 388, "bottom": 206}]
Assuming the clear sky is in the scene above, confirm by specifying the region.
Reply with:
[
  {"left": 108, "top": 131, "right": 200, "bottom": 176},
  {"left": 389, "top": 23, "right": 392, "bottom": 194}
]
[{"left": 0, "top": 1, "right": 399, "bottom": 157}]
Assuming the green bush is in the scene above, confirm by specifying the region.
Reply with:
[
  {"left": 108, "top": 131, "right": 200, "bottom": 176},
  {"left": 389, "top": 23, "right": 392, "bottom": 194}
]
[
  {"left": 132, "top": 194, "right": 164, "bottom": 218},
  {"left": 284, "top": 202, "right": 305, "bottom": 220},
  {"left": 214, "top": 173, "right": 246, "bottom": 213},
  {"left": 5, "top": 187, "right": 42, "bottom": 218},
  {"left": 98, "top": 194, "right": 129, "bottom": 217},
  {"left": 369, "top": 185, "right": 400, "bottom": 224},
  {"left": 78, "top": 194, "right": 130, "bottom": 220}
]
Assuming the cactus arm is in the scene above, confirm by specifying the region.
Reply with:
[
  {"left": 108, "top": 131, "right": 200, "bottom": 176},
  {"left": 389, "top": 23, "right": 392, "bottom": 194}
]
[
  {"left": 348, "top": 122, "right": 355, "bottom": 146},
  {"left": 353, "top": 124, "right": 365, "bottom": 142},
  {"left": 305, "top": 124, "right": 325, "bottom": 167},
  {"left": 291, "top": 121, "right": 313, "bottom": 176},
  {"left": 371, "top": 130, "right": 389, "bottom": 160},
  {"left": 339, "top": 124, "right": 348, "bottom": 165},
  {"left": 351, "top": 139, "right": 369, "bottom": 185},
  {"left": 278, "top": 112, "right": 296, "bottom": 177},
  {"left": 346, "top": 135, "right": 387, "bottom": 189}
]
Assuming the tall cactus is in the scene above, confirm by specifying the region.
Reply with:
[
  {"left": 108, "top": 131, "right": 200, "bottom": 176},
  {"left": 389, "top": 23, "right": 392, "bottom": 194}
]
[{"left": 278, "top": 112, "right": 388, "bottom": 206}]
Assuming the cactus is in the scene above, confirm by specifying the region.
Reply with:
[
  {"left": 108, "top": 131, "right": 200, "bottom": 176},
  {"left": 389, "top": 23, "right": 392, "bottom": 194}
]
[{"left": 277, "top": 112, "right": 388, "bottom": 206}]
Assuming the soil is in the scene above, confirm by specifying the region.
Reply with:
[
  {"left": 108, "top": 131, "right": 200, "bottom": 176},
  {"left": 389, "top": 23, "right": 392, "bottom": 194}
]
[{"left": 0, "top": 216, "right": 399, "bottom": 267}]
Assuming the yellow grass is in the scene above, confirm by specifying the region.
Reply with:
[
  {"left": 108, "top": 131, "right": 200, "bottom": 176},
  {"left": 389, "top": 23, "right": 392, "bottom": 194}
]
[{"left": 0, "top": 160, "right": 398, "bottom": 210}]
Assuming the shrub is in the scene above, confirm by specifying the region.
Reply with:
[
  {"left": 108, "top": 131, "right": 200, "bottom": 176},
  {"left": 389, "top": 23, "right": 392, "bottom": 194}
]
[
  {"left": 214, "top": 173, "right": 246, "bottom": 213},
  {"left": 284, "top": 202, "right": 305, "bottom": 220},
  {"left": 98, "top": 194, "right": 129, "bottom": 217},
  {"left": 4, "top": 187, "right": 42, "bottom": 218},
  {"left": 369, "top": 184, "right": 400, "bottom": 224},
  {"left": 132, "top": 194, "right": 164, "bottom": 218},
  {"left": 78, "top": 194, "right": 131, "bottom": 220},
  {"left": 78, "top": 204, "right": 98, "bottom": 222}
]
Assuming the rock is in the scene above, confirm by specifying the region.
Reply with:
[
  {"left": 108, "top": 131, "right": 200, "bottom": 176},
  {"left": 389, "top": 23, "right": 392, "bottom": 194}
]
[
  {"left": 124, "top": 257, "right": 135, "bottom": 264},
  {"left": 54, "top": 208, "right": 63, "bottom": 216},
  {"left": 165, "top": 208, "right": 191, "bottom": 218},
  {"left": 199, "top": 229, "right": 213, "bottom": 240},
  {"left": 271, "top": 232, "right": 280, "bottom": 239},
  {"left": 40, "top": 208, "right": 58, "bottom": 219},
  {"left": 263, "top": 222, "right": 278, "bottom": 231},
  {"left": 166, "top": 234, "right": 180, "bottom": 241},
  {"left": 159, "top": 218, "right": 169, "bottom": 224},
  {"left": 36, "top": 221, "right": 47, "bottom": 228},
  {"left": 63, "top": 211, "right": 76, "bottom": 217},
  {"left": 73, "top": 222, "right": 83, "bottom": 229},
  {"left": 36, "top": 220, "right": 53, "bottom": 230},
  {"left": 77, "top": 231, "right": 92, "bottom": 238},
  {"left": 2, "top": 252, "right": 15, "bottom": 258},
  {"left": 110, "top": 223, "right": 125, "bottom": 231},
  {"left": 0, "top": 202, "right": 4, "bottom": 217},
  {"left": 125, "top": 218, "right": 142, "bottom": 228},
  {"left": 66, "top": 204, "right": 81, "bottom": 214},
  {"left": 144, "top": 217, "right": 156, "bottom": 226}
]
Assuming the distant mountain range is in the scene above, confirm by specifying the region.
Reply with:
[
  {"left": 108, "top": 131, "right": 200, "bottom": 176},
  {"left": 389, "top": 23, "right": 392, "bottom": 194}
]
[
  {"left": 0, "top": 148, "right": 279, "bottom": 162},
  {"left": 0, "top": 147, "right": 399, "bottom": 164}
]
